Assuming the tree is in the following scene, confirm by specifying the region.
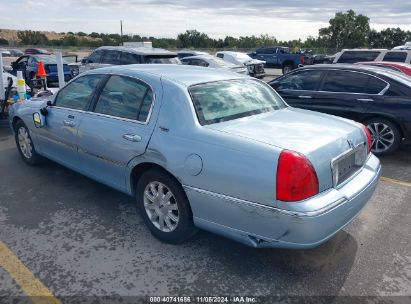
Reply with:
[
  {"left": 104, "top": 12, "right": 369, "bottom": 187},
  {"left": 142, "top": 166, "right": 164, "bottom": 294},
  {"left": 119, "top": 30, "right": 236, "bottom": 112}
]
[
  {"left": 177, "top": 30, "right": 211, "bottom": 48},
  {"left": 17, "top": 30, "right": 49, "bottom": 45},
  {"left": 319, "top": 10, "right": 370, "bottom": 48},
  {"left": 0, "top": 38, "right": 8, "bottom": 45}
]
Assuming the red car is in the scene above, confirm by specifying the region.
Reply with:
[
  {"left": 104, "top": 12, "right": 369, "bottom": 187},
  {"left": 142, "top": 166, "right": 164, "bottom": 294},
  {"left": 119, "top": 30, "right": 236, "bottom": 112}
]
[{"left": 355, "top": 61, "right": 411, "bottom": 76}]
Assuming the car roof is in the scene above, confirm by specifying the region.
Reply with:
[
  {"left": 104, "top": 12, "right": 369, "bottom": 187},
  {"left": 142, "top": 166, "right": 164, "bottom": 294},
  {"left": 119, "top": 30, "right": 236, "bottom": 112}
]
[
  {"left": 89, "top": 64, "right": 247, "bottom": 87},
  {"left": 95, "top": 46, "right": 177, "bottom": 56}
]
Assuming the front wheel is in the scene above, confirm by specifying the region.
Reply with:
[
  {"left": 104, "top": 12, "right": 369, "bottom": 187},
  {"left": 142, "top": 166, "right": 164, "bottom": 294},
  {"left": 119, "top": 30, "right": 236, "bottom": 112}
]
[
  {"left": 136, "top": 168, "right": 197, "bottom": 244},
  {"left": 365, "top": 118, "right": 401, "bottom": 155},
  {"left": 14, "top": 120, "right": 44, "bottom": 165}
]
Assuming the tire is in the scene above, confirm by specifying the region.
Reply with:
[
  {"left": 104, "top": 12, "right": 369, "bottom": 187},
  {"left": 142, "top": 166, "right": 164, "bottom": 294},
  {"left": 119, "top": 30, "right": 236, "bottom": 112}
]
[
  {"left": 282, "top": 64, "right": 293, "bottom": 74},
  {"left": 136, "top": 168, "right": 197, "bottom": 244},
  {"left": 14, "top": 120, "right": 44, "bottom": 165},
  {"left": 365, "top": 118, "right": 401, "bottom": 155}
]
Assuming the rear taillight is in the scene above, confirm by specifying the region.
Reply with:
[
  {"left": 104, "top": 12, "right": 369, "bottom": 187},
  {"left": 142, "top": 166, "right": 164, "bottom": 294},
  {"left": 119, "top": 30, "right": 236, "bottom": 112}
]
[
  {"left": 300, "top": 55, "right": 305, "bottom": 64},
  {"left": 359, "top": 123, "right": 372, "bottom": 154},
  {"left": 276, "top": 150, "right": 319, "bottom": 202}
]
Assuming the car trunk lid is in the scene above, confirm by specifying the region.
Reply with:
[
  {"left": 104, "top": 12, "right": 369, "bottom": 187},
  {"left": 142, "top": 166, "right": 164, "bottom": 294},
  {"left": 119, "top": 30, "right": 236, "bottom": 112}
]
[{"left": 205, "top": 107, "right": 368, "bottom": 192}]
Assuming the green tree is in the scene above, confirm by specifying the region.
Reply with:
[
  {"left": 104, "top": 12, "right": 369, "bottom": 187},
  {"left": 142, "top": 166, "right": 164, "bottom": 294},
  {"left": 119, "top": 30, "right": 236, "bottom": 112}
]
[
  {"left": 0, "top": 38, "right": 8, "bottom": 45},
  {"left": 17, "top": 30, "right": 49, "bottom": 45},
  {"left": 319, "top": 10, "right": 370, "bottom": 48}
]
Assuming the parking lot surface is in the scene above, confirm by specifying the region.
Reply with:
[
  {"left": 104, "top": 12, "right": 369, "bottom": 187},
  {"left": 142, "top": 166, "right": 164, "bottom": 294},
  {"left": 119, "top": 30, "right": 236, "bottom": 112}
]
[{"left": 0, "top": 124, "right": 410, "bottom": 301}]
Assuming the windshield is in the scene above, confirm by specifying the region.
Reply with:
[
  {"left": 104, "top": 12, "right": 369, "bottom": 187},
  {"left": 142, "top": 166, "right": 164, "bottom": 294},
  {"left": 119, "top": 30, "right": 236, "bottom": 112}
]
[
  {"left": 189, "top": 79, "right": 286, "bottom": 125},
  {"left": 208, "top": 57, "right": 237, "bottom": 67},
  {"left": 33, "top": 55, "right": 68, "bottom": 64},
  {"left": 144, "top": 56, "right": 181, "bottom": 64},
  {"left": 234, "top": 53, "right": 252, "bottom": 61}
]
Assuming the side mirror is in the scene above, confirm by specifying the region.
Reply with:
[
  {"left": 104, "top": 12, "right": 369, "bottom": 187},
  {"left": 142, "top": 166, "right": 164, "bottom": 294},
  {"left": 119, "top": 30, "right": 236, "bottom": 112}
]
[
  {"left": 33, "top": 112, "right": 46, "bottom": 128},
  {"left": 81, "top": 58, "right": 87, "bottom": 64}
]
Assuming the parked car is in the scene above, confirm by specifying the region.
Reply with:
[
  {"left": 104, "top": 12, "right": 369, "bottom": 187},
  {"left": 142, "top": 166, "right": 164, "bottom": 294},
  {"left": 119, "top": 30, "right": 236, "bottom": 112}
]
[
  {"left": 24, "top": 48, "right": 51, "bottom": 55},
  {"left": 8, "top": 65, "right": 380, "bottom": 249},
  {"left": 79, "top": 46, "right": 180, "bottom": 73},
  {"left": 354, "top": 61, "right": 411, "bottom": 76},
  {"left": 333, "top": 49, "right": 411, "bottom": 64},
  {"left": 10, "top": 54, "right": 74, "bottom": 86},
  {"left": 0, "top": 49, "right": 11, "bottom": 57},
  {"left": 215, "top": 51, "right": 265, "bottom": 78},
  {"left": 269, "top": 64, "right": 411, "bottom": 155},
  {"left": 9, "top": 49, "right": 24, "bottom": 57},
  {"left": 177, "top": 50, "right": 208, "bottom": 59},
  {"left": 181, "top": 55, "right": 247, "bottom": 74},
  {"left": 313, "top": 54, "right": 335, "bottom": 64},
  {"left": 392, "top": 42, "right": 411, "bottom": 50},
  {"left": 248, "top": 46, "right": 305, "bottom": 74}
]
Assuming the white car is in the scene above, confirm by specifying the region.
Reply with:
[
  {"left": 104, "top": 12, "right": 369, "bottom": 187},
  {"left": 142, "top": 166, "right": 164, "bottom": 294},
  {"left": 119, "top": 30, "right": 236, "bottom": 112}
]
[
  {"left": 181, "top": 55, "right": 247, "bottom": 74},
  {"left": 216, "top": 51, "right": 266, "bottom": 78}
]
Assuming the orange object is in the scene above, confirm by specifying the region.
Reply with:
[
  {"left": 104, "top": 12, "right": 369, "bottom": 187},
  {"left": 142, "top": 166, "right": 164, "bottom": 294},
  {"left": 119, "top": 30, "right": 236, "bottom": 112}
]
[{"left": 36, "top": 61, "right": 48, "bottom": 77}]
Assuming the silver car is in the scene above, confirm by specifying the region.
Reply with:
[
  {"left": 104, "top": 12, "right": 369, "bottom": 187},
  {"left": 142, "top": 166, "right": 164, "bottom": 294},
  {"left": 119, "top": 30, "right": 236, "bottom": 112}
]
[{"left": 9, "top": 65, "right": 380, "bottom": 249}]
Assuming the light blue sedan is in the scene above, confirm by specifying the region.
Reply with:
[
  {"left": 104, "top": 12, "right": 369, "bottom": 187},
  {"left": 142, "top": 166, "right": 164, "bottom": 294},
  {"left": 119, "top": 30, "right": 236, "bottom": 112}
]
[{"left": 9, "top": 65, "right": 381, "bottom": 249}]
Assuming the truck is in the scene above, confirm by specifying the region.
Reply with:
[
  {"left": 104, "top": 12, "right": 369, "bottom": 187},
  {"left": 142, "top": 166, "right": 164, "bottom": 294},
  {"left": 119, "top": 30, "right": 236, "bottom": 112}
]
[{"left": 248, "top": 46, "right": 306, "bottom": 74}]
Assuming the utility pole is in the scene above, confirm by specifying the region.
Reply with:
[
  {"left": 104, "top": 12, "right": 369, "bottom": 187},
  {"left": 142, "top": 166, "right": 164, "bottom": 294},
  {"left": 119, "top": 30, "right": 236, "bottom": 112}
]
[{"left": 120, "top": 20, "right": 123, "bottom": 46}]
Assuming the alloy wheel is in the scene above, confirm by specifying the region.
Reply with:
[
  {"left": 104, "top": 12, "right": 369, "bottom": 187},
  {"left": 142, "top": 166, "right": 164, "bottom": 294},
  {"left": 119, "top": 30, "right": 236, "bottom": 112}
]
[
  {"left": 18, "top": 127, "right": 33, "bottom": 159},
  {"left": 143, "top": 181, "right": 179, "bottom": 232},
  {"left": 367, "top": 122, "right": 395, "bottom": 154}
]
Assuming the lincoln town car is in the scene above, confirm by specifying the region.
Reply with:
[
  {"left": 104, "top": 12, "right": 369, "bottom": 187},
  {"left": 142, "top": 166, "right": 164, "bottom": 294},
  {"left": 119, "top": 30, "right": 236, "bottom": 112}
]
[{"left": 9, "top": 65, "right": 381, "bottom": 248}]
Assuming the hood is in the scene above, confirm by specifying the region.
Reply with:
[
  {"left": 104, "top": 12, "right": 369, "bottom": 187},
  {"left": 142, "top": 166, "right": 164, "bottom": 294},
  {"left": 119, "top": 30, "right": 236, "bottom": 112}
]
[{"left": 244, "top": 58, "right": 265, "bottom": 65}]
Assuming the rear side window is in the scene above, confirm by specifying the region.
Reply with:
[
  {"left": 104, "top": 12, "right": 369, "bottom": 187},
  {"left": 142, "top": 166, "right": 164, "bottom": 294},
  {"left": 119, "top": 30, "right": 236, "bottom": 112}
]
[
  {"left": 55, "top": 75, "right": 103, "bottom": 110},
  {"left": 87, "top": 50, "right": 103, "bottom": 63},
  {"left": 367, "top": 76, "right": 387, "bottom": 94},
  {"left": 338, "top": 51, "right": 380, "bottom": 63},
  {"left": 121, "top": 52, "right": 141, "bottom": 64},
  {"left": 276, "top": 70, "right": 324, "bottom": 91},
  {"left": 101, "top": 50, "right": 121, "bottom": 65},
  {"left": 322, "top": 71, "right": 369, "bottom": 93},
  {"left": 383, "top": 52, "right": 407, "bottom": 63},
  {"left": 94, "top": 75, "right": 153, "bottom": 122},
  {"left": 385, "top": 82, "right": 411, "bottom": 97}
]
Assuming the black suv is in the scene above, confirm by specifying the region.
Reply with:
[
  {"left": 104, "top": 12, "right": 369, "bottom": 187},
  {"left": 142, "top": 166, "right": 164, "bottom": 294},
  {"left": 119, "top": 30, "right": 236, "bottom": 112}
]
[{"left": 79, "top": 46, "right": 180, "bottom": 73}]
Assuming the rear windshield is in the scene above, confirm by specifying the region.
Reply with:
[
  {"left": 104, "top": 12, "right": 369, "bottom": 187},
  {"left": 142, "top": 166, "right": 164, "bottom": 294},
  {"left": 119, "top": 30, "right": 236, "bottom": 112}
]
[
  {"left": 189, "top": 79, "right": 286, "bottom": 125},
  {"left": 338, "top": 51, "right": 380, "bottom": 63},
  {"left": 143, "top": 56, "right": 180, "bottom": 64}
]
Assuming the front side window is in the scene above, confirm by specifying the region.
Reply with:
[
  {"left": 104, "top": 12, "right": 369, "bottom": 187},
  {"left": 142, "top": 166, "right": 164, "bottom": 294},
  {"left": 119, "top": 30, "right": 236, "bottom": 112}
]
[
  {"left": 189, "top": 79, "right": 285, "bottom": 125},
  {"left": 383, "top": 52, "right": 407, "bottom": 63},
  {"left": 54, "top": 75, "right": 104, "bottom": 110},
  {"left": 101, "top": 50, "right": 121, "bottom": 65},
  {"left": 87, "top": 50, "right": 103, "bottom": 63},
  {"left": 94, "top": 75, "right": 153, "bottom": 122},
  {"left": 277, "top": 70, "right": 323, "bottom": 91},
  {"left": 321, "top": 71, "right": 369, "bottom": 93},
  {"left": 121, "top": 52, "right": 141, "bottom": 64},
  {"left": 216, "top": 53, "right": 224, "bottom": 58}
]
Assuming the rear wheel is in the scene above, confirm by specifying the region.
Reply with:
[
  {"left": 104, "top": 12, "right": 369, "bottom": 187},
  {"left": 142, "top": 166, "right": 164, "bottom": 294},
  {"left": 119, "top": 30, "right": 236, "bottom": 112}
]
[
  {"left": 136, "top": 168, "right": 197, "bottom": 243},
  {"left": 365, "top": 118, "right": 401, "bottom": 155},
  {"left": 282, "top": 64, "right": 293, "bottom": 74}
]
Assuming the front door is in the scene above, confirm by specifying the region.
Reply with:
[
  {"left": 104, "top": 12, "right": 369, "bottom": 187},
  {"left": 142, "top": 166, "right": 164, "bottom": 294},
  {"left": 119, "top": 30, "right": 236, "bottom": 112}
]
[
  {"left": 77, "top": 74, "right": 158, "bottom": 191},
  {"left": 274, "top": 69, "right": 325, "bottom": 110},
  {"left": 36, "top": 74, "right": 105, "bottom": 168}
]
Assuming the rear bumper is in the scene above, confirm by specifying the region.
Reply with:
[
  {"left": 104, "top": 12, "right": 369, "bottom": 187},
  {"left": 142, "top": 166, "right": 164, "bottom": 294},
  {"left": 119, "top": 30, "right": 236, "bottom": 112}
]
[{"left": 185, "top": 154, "right": 381, "bottom": 249}]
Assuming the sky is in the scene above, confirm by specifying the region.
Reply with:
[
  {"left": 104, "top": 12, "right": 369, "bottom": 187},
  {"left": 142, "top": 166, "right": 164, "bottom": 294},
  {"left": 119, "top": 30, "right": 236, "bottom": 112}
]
[{"left": 1, "top": 0, "right": 411, "bottom": 40}]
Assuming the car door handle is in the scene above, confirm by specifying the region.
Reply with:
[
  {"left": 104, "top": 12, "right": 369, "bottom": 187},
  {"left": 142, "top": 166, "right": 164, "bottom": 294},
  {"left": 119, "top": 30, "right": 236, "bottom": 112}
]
[
  {"left": 122, "top": 134, "right": 142, "bottom": 142},
  {"left": 357, "top": 98, "right": 373, "bottom": 102},
  {"left": 63, "top": 120, "right": 75, "bottom": 127},
  {"left": 298, "top": 95, "right": 312, "bottom": 99}
]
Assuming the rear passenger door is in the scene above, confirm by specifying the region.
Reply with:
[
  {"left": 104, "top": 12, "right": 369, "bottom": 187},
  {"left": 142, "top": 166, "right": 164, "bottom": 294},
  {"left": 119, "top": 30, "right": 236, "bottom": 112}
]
[
  {"left": 77, "top": 74, "right": 157, "bottom": 191},
  {"left": 312, "top": 70, "right": 386, "bottom": 120}
]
